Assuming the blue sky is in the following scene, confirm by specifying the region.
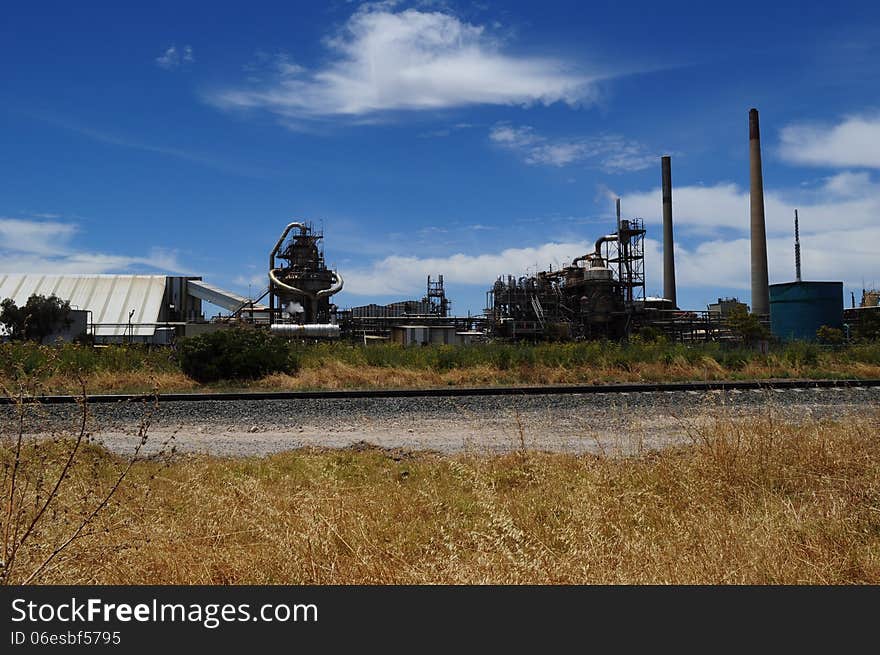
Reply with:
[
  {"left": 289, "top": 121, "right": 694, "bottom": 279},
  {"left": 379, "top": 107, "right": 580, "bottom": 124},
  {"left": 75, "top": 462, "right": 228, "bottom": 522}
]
[{"left": 2, "top": 0, "right": 879, "bottom": 315}]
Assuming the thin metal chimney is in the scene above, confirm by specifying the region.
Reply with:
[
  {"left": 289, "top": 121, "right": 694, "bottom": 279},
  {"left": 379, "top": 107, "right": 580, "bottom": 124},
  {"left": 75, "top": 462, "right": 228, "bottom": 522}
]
[
  {"left": 615, "top": 197, "right": 621, "bottom": 234},
  {"left": 794, "top": 209, "right": 802, "bottom": 282},
  {"left": 661, "top": 155, "right": 677, "bottom": 307},
  {"left": 749, "top": 108, "right": 770, "bottom": 315}
]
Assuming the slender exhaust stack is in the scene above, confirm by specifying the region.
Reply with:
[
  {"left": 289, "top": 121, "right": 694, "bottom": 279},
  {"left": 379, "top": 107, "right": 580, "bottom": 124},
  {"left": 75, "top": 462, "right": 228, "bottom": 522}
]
[
  {"left": 661, "top": 155, "right": 677, "bottom": 307},
  {"left": 794, "top": 209, "right": 802, "bottom": 282},
  {"left": 749, "top": 108, "right": 770, "bottom": 315}
]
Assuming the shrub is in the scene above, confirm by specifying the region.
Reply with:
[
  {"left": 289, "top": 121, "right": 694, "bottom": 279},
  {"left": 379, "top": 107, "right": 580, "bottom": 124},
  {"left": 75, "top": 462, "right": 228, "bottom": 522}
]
[
  {"left": 816, "top": 325, "right": 844, "bottom": 345},
  {"left": 177, "top": 329, "right": 297, "bottom": 383},
  {"left": 637, "top": 326, "right": 663, "bottom": 342},
  {"left": 780, "top": 341, "right": 820, "bottom": 367},
  {"left": 725, "top": 305, "right": 769, "bottom": 344}
]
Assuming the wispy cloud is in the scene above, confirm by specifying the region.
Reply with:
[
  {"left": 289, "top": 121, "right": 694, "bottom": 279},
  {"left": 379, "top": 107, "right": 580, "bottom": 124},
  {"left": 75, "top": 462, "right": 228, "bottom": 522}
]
[
  {"left": 0, "top": 218, "right": 78, "bottom": 256},
  {"left": 342, "top": 240, "right": 591, "bottom": 296},
  {"left": 156, "top": 44, "right": 195, "bottom": 70},
  {"left": 779, "top": 112, "right": 880, "bottom": 169},
  {"left": 489, "top": 123, "right": 655, "bottom": 171},
  {"left": 37, "top": 115, "right": 269, "bottom": 178},
  {"left": 0, "top": 217, "right": 186, "bottom": 274},
  {"left": 206, "top": 5, "right": 605, "bottom": 122},
  {"left": 419, "top": 122, "right": 475, "bottom": 138}
]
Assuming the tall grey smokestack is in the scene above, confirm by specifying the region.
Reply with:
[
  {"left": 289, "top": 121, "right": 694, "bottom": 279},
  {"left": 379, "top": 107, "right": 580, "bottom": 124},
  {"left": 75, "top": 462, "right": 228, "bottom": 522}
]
[
  {"left": 661, "top": 155, "right": 677, "bottom": 307},
  {"left": 794, "top": 209, "right": 802, "bottom": 282},
  {"left": 749, "top": 108, "right": 770, "bottom": 315}
]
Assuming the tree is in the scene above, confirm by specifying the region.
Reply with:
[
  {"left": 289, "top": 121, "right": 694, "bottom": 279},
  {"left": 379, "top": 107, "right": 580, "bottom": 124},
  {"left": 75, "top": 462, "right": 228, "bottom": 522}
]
[
  {"left": 0, "top": 294, "right": 72, "bottom": 343},
  {"left": 725, "top": 305, "right": 769, "bottom": 344},
  {"left": 0, "top": 298, "right": 25, "bottom": 340}
]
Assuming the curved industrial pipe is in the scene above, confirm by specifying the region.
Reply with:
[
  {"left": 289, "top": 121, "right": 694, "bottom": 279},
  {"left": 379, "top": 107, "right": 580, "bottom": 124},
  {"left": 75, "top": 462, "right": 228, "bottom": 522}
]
[
  {"left": 269, "top": 268, "right": 343, "bottom": 300},
  {"left": 270, "top": 221, "right": 307, "bottom": 265},
  {"left": 315, "top": 270, "right": 344, "bottom": 298},
  {"left": 268, "top": 267, "right": 308, "bottom": 297},
  {"left": 594, "top": 234, "right": 618, "bottom": 257}
]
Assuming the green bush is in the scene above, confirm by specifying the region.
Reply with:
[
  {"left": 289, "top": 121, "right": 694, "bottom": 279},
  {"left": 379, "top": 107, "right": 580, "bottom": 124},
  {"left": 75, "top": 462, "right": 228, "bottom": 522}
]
[
  {"left": 816, "top": 325, "right": 844, "bottom": 345},
  {"left": 780, "top": 341, "right": 820, "bottom": 367},
  {"left": 177, "top": 329, "right": 297, "bottom": 383}
]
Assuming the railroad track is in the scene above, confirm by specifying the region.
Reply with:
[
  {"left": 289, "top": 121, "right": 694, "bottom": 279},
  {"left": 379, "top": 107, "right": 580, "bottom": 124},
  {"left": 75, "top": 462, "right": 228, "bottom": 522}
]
[{"left": 3, "top": 378, "right": 880, "bottom": 404}]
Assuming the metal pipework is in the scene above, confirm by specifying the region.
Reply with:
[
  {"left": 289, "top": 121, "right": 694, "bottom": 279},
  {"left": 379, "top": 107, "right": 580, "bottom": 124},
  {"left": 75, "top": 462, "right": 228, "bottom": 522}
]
[
  {"left": 269, "top": 221, "right": 307, "bottom": 270},
  {"left": 315, "top": 270, "right": 344, "bottom": 298},
  {"left": 594, "top": 234, "right": 619, "bottom": 261},
  {"left": 268, "top": 268, "right": 343, "bottom": 301},
  {"left": 661, "top": 155, "right": 677, "bottom": 307},
  {"left": 270, "top": 323, "right": 341, "bottom": 338},
  {"left": 749, "top": 108, "right": 770, "bottom": 316},
  {"left": 268, "top": 267, "right": 307, "bottom": 297},
  {"left": 268, "top": 222, "right": 306, "bottom": 319},
  {"left": 268, "top": 221, "right": 344, "bottom": 322}
]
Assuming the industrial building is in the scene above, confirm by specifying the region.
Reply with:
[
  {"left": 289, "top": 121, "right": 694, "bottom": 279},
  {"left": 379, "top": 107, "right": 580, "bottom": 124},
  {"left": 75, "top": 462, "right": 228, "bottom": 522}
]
[
  {"left": 0, "top": 274, "right": 266, "bottom": 344},
  {"left": 1, "top": 109, "right": 867, "bottom": 348}
]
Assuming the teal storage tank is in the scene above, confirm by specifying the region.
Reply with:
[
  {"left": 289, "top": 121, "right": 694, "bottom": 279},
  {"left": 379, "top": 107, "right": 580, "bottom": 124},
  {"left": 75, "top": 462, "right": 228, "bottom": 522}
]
[{"left": 769, "top": 281, "right": 843, "bottom": 341}]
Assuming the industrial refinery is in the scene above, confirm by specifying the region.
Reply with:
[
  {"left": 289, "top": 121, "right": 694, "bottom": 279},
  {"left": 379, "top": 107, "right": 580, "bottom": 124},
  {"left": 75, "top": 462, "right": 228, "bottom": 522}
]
[{"left": 0, "top": 108, "right": 875, "bottom": 347}]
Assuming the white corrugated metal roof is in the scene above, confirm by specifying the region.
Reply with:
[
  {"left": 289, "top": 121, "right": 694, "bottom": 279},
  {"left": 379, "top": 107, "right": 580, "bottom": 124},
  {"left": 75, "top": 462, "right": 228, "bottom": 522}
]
[{"left": 0, "top": 274, "right": 168, "bottom": 337}]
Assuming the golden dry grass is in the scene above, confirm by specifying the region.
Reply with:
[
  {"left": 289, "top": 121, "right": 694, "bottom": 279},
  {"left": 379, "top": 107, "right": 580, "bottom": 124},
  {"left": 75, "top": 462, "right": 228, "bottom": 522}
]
[
  {"left": 3, "top": 410, "right": 879, "bottom": 584},
  {"left": 4, "top": 340, "right": 880, "bottom": 395},
  {"left": 255, "top": 360, "right": 880, "bottom": 391}
]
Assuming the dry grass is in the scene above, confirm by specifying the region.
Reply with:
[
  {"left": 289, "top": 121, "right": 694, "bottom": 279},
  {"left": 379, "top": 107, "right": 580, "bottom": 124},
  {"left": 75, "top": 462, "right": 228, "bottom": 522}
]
[
  {"left": 257, "top": 360, "right": 880, "bottom": 391},
  {"left": 17, "top": 359, "right": 880, "bottom": 396},
  {"left": 3, "top": 410, "right": 879, "bottom": 584}
]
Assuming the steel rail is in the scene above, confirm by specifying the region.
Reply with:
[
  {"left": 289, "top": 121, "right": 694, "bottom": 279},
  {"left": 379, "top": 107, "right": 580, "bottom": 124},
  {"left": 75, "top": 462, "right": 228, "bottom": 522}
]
[{"left": 2, "top": 379, "right": 879, "bottom": 404}]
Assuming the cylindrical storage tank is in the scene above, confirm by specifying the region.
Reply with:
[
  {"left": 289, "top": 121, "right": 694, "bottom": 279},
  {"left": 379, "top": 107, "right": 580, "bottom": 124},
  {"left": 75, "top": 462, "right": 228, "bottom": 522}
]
[{"left": 769, "top": 281, "right": 843, "bottom": 341}]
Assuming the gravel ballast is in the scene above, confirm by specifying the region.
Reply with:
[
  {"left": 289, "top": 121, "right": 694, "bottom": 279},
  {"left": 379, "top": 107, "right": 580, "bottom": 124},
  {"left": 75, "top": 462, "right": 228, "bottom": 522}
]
[{"left": 2, "top": 386, "right": 877, "bottom": 457}]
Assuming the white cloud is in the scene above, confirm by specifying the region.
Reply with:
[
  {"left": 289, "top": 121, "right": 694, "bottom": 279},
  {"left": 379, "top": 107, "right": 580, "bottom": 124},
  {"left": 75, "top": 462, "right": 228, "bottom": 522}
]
[
  {"left": 156, "top": 44, "right": 195, "bottom": 70},
  {"left": 0, "top": 218, "right": 78, "bottom": 256},
  {"left": 779, "top": 113, "right": 880, "bottom": 169},
  {"left": 489, "top": 124, "right": 654, "bottom": 171},
  {"left": 0, "top": 218, "right": 186, "bottom": 274},
  {"left": 342, "top": 241, "right": 592, "bottom": 296},
  {"left": 641, "top": 227, "right": 879, "bottom": 294},
  {"left": 208, "top": 6, "right": 600, "bottom": 120},
  {"left": 620, "top": 172, "right": 880, "bottom": 235},
  {"left": 341, "top": 169, "right": 879, "bottom": 303},
  {"left": 627, "top": 172, "right": 880, "bottom": 295}
]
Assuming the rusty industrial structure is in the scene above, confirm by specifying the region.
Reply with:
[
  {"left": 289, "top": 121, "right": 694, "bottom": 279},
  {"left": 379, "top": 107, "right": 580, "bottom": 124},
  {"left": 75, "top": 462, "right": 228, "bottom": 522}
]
[
  {"left": 268, "top": 222, "right": 343, "bottom": 337},
  {"left": 4, "top": 109, "right": 867, "bottom": 347},
  {"left": 486, "top": 210, "right": 646, "bottom": 340}
]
